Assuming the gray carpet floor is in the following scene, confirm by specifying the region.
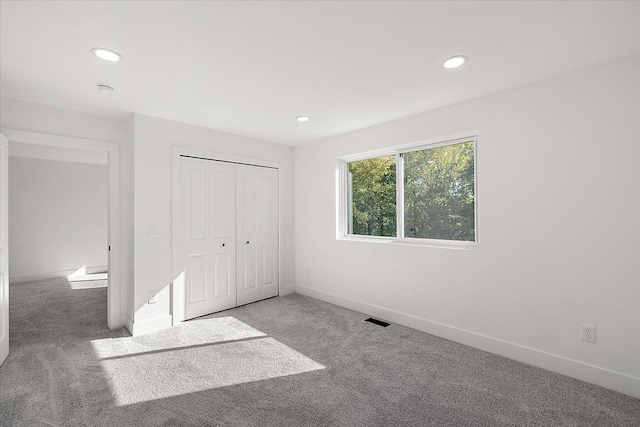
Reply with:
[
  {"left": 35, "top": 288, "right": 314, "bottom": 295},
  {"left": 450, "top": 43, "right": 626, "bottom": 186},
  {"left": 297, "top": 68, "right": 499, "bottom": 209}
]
[{"left": 1, "top": 278, "right": 639, "bottom": 426}]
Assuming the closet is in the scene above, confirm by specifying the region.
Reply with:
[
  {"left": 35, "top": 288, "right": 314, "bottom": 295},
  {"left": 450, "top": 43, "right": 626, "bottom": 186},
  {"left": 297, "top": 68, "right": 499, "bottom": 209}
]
[{"left": 180, "top": 156, "right": 278, "bottom": 320}]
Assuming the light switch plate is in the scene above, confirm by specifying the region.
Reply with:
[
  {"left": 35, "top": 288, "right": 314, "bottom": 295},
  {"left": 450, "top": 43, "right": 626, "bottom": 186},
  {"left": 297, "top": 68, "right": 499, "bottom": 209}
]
[
  {"left": 148, "top": 292, "right": 158, "bottom": 305},
  {"left": 148, "top": 224, "right": 158, "bottom": 237}
]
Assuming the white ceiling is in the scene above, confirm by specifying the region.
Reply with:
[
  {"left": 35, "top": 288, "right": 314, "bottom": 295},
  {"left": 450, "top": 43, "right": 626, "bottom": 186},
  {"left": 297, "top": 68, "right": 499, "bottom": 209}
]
[{"left": 1, "top": 1, "right": 639, "bottom": 146}]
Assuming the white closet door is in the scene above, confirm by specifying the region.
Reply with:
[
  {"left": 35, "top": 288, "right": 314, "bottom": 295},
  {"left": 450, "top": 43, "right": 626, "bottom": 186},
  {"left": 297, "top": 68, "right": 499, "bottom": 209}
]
[
  {"left": 0, "top": 134, "right": 8, "bottom": 366},
  {"left": 236, "top": 165, "right": 278, "bottom": 306},
  {"left": 181, "top": 157, "right": 236, "bottom": 320}
]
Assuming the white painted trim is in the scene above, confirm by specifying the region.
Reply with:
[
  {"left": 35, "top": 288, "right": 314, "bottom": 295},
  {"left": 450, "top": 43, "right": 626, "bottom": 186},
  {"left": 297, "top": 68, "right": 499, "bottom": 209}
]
[
  {"left": 294, "top": 285, "right": 640, "bottom": 400},
  {"left": 1, "top": 128, "right": 123, "bottom": 329},
  {"left": 171, "top": 150, "right": 184, "bottom": 325},
  {"left": 335, "top": 159, "right": 348, "bottom": 239},
  {"left": 9, "top": 265, "right": 108, "bottom": 284},
  {"left": 86, "top": 266, "right": 108, "bottom": 275},
  {"left": 124, "top": 315, "right": 134, "bottom": 336},
  {"left": 9, "top": 141, "right": 108, "bottom": 165},
  {"left": 129, "top": 314, "right": 172, "bottom": 336},
  {"left": 396, "top": 151, "right": 404, "bottom": 239},
  {"left": 338, "top": 235, "right": 480, "bottom": 251},
  {"left": 280, "top": 283, "right": 296, "bottom": 296},
  {"left": 1, "top": 134, "right": 9, "bottom": 367},
  {"left": 170, "top": 146, "right": 285, "bottom": 325}
]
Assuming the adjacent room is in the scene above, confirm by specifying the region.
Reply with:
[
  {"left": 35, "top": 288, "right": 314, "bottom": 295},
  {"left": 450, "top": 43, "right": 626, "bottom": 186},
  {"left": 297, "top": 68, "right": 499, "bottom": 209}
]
[
  {"left": 8, "top": 143, "right": 109, "bottom": 287},
  {"left": 0, "top": 1, "right": 639, "bottom": 426}
]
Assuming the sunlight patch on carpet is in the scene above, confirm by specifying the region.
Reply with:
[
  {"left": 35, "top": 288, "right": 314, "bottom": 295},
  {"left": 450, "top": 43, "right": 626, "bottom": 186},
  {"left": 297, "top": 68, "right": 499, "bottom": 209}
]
[
  {"left": 92, "top": 316, "right": 266, "bottom": 359},
  {"left": 90, "top": 317, "right": 324, "bottom": 405},
  {"left": 69, "top": 280, "right": 107, "bottom": 290}
]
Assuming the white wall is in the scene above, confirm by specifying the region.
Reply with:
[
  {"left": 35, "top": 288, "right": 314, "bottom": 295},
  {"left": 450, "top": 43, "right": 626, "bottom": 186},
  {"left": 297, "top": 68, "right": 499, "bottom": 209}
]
[
  {"left": 131, "top": 114, "right": 295, "bottom": 331},
  {"left": 0, "top": 97, "right": 133, "bottom": 323},
  {"left": 9, "top": 156, "right": 107, "bottom": 282},
  {"left": 294, "top": 56, "right": 640, "bottom": 397}
]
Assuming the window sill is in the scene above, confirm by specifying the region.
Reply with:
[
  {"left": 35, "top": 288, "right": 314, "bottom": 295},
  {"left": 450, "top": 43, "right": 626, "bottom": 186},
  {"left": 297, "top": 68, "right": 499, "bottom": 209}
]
[{"left": 339, "top": 235, "right": 479, "bottom": 251}]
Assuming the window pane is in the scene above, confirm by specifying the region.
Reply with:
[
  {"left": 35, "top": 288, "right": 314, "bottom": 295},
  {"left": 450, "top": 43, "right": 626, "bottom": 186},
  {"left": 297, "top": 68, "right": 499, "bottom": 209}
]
[
  {"left": 348, "top": 156, "right": 396, "bottom": 237},
  {"left": 403, "top": 141, "right": 475, "bottom": 241}
]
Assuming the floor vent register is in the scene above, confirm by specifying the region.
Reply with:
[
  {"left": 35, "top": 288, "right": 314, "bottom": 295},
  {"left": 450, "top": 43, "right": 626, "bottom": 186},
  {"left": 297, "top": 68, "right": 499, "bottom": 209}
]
[{"left": 365, "top": 318, "right": 390, "bottom": 327}]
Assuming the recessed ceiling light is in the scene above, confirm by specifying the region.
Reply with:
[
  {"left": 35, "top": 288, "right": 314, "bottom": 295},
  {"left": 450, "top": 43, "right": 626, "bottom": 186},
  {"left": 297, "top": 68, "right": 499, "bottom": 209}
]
[
  {"left": 296, "top": 116, "right": 310, "bottom": 122},
  {"left": 91, "top": 47, "right": 122, "bottom": 62},
  {"left": 443, "top": 55, "right": 467, "bottom": 69},
  {"left": 97, "top": 84, "right": 115, "bottom": 94}
]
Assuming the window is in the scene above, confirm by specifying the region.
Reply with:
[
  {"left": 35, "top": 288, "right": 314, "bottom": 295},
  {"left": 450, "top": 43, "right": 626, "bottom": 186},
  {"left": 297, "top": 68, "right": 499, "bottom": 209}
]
[
  {"left": 341, "top": 136, "right": 477, "bottom": 245},
  {"left": 348, "top": 156, "right": 396, "bottom": 237}
]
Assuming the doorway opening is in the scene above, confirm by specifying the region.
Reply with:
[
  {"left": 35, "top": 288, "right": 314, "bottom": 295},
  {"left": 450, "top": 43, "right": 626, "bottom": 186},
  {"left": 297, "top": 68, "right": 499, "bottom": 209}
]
[
  {"left": 1, "top": 129, "right": 121, "bottom": 330},
  {"left": 9, "top": 145, "right": 109, "bottom": 294}
]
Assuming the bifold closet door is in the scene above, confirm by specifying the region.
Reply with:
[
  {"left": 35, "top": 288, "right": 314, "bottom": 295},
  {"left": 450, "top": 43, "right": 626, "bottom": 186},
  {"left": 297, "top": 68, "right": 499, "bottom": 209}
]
[
  {"left": 236, "top": 165, "right": 279, "bottom": 306},
  {"left": 181, "top": 156, "right": 237, "bottom": 320}
]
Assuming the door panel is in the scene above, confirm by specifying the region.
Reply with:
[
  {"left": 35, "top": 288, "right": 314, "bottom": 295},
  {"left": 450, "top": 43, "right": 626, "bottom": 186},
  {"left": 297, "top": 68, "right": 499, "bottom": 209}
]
[
  {"left": 0, "top": 134, "right": 8, "bottom": 366},
  {"left": 181, "top": 157, "right": 236, "bottom": 320},
  {"left": 261, "top": 174, "right": 274, "bottom": 234},
  {"left": 237, "top": 165, "right": 278, "bottom": 306},
  {"left": 236, "top": 166, "right": 259, "bottom": 304},
  {"left": 262, "top": 246, "right": 274, "bottom": 286},
  {"left": 259, "top": 172, "right": 278, "bottom": 298},
  {"left": 211, "top": 170, "right": 232, "bottom": 238},
  {"left": 188, "top": 167, "right": 207, "bottom": 239},
  {"left": 182, "top": 159, "right": 211, "bottom": 318},
  {"left": 212, "top": 252, "right": 231, "bottom": 297},
  {"left": 186, "top": 253, "right": 209, "bottom": 304},
  {"left": 241, "top": 247, "right": 257, "bottom": 291},
  {"left": 208, "top": 162, "right": 236, "bottom": 309},
  {"left": 241, "top": 172, "right": 256, "bottom": 236}
]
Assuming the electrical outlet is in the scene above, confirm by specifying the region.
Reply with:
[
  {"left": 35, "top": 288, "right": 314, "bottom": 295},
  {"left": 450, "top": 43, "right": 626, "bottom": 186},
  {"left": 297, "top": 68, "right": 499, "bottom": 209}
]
[
  {"left": 148, "top": 292, "right": 158, "bottom": 305},
  {"left": 581, "top": 324, "right": 596, "bottom": 343}
]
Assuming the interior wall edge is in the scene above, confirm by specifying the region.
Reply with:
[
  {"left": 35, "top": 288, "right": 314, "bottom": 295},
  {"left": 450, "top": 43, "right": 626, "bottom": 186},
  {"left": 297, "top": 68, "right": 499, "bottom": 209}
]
[
  {"left": 124, "top": 315, "right": 134, "bottom": 336},
  {"left": 293, "top": 285, "right": 640, "bottom": 400}
]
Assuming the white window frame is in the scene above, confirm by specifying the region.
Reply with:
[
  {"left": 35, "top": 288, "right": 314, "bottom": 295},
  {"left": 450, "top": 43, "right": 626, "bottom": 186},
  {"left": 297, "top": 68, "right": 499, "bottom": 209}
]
[{"left": 337, "top": 133, "right": 479, "bottom": 250}]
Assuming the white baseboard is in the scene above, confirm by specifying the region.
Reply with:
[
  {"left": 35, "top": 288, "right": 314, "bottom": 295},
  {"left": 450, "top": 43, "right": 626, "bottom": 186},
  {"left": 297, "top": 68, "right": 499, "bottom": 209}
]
[
  {"left": 86, "top": 266, "right": 108, "bottom": 275},
  {"left": 10, "top": 265, "right": 108, "bottom": 284},
  {"left": 294, "top": 284, "right": 640, "bottom": 399},
  {"left": 280, "top": 283, "right": 296, "bottom": 296},
  {"left": 129, "top": 314, "right": 173, "bottom": 336},
  {"left": 120, "top": 314, "right": 132, "bottom": 334}
]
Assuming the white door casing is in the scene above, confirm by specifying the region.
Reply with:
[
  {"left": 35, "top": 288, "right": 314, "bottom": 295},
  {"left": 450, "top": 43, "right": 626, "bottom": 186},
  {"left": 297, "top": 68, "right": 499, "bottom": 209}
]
[
  {"left": 0, "top": 133, "right": 9, "bottom": 366},
  {"left": 181, "top": 156, "right": 237, "bottom": 320},
  {"left": 236, "top": 164, "right": 279, "bottom": 306}
]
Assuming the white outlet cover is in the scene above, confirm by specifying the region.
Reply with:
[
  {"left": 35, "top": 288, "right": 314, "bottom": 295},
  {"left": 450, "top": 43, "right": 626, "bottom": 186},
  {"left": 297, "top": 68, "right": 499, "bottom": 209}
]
[{"left": 581, "top": 324, "right": 596, "bottom": 343}]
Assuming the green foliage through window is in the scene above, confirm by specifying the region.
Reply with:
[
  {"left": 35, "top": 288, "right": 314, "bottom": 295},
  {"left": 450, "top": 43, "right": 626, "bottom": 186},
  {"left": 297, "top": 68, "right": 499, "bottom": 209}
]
[
  {"left": 346, "top": 139, "right": 475, "bottom": 242},
  {"left": 348, "top": 156, "right": 396, "bottom": 237},
  {"left": 404, "top": 141, "right": 475, "bottom": 241}
]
